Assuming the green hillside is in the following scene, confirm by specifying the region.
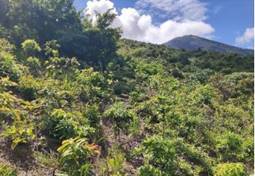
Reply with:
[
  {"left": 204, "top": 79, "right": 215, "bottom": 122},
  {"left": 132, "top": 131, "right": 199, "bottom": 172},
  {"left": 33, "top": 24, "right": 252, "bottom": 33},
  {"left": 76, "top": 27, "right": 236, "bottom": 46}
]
[{"left": 0, "top": 0, "right": 254, "bottom": 175}]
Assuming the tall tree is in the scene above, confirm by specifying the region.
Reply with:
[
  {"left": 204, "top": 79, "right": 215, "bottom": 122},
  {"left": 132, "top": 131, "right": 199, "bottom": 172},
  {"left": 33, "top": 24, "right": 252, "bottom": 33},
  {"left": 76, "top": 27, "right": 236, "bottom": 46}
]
[{"left": 0, "top": 0, "right": 82, "bottom": 44}]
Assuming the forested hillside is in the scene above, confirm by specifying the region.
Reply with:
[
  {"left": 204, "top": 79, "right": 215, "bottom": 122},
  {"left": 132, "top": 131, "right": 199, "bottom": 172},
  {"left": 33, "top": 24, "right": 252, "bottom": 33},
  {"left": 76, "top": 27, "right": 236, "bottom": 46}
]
[{"left": 0, "top": 0, "right": 254, "bottom": 176}]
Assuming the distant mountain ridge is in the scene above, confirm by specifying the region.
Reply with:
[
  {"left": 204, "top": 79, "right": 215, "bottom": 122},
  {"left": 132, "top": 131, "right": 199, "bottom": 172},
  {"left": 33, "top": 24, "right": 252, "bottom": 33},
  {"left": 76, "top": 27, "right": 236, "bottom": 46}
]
[{"left": 164, "top": 35, "right": 253, "bottom": 55}]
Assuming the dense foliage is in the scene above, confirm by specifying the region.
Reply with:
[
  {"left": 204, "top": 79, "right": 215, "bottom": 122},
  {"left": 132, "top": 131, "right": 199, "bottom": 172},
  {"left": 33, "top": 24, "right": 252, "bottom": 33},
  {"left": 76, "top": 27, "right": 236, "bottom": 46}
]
[{"left": 0, "top": 1, "right": 253, "bottom": 175}]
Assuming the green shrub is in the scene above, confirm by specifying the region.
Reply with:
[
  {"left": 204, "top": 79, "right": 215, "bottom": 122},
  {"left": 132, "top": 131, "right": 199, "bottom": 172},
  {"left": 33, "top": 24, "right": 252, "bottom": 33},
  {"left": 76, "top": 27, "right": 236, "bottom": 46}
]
[
  {"left": 136, "top": 136, "right": 177, "bottom": 175},
  {"left": 212, "top": 72, "right": 254, "bottom": 99},
  {"left": 26, "top": 57, "right": 41, "bottom": 75},
  {"left": 139, "top": 165, "right": 162, "bottom": 176},
  {"left": 83, "top": 104, "right": 101, "bottom": 128},
  {"left": 0, "top": 51, "right": 23, "bottom": 80},
  {"left": 1, "top": 120, "right": 35, "bottom": 149},
  {"left": 57, "top": 137, "right": 100, "bottom": 176},
  {"left": 44, "top": 40, "right": 60, "bottom": 57},
  {"left": 0, "top": 163, "right": 16, "bottom": 176},
  {"left": 216, "top": 132, "right": 244, "bottom": 161},
  {"left": 191, "top": 85, "right": 216, "bottom": 105},
  {"left": 106, "top": 147, "right": 125, "bottom": 176},
  {"left": 46, "top": 109, "right": 77, "bottom": 140},
  {"left": 113, "top": 81, "right": 132, "bottom": 95},
  {"left": 97, "top": 146, "right": 126, "bottom": 176},
  {"left": 214, "top": 163, "right": 248, "bottom": 176},
  {"left": 0, "top": 38, "right": 15, "bottom": 53},
  {"left": 0, "top": 77, "right": 17, "bottom": 92},
  {"left": 77, "top": 68, "right": 105, "bottom": 88},
  {"left": 21, "top": 39, "right": 41, "bottom": 56},
  {"left": 44, "top": 109, "right": 94, "bottom": 141},
  {"left": 104, "top": 102, "right": 136, "bottom": 136},
  {"left": 18, "top": 75, "right": 40, "bottom": 101}
]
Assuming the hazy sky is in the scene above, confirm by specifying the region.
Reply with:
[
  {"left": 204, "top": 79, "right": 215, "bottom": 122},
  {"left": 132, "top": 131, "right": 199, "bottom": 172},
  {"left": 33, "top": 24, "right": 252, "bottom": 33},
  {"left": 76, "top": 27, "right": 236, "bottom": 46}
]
[{"left": 74, "top": 0, "right": 254, "bottom": 48}]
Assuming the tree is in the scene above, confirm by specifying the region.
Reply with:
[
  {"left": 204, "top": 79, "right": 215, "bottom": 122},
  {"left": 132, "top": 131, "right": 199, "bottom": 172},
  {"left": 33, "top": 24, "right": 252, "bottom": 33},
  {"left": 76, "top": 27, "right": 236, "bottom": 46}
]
[
  {"left": 80, "top": 10, "right": 121, "bottom": 71},
  {"left": 0, "top": 0, "right": 82, "bottom": 44}
]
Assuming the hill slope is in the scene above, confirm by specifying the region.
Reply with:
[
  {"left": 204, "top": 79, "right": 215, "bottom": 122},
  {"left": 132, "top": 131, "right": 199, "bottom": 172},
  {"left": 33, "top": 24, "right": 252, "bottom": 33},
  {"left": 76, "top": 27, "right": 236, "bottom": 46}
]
[
  {"left": 0, "top": 37, "right": 253, "bottom": 176},
  {"left": 165, "top": 35, "right": 253, "bottom": 55},
  {"left": 0, "top": 1, "right": 254, "bottom": 175}
]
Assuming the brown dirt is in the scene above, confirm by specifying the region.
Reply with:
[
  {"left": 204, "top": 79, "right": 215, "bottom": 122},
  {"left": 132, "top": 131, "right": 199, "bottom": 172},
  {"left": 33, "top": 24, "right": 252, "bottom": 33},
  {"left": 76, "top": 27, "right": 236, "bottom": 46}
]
[{"left": 0, "top": 138, "right": 54, "bottom": 176}]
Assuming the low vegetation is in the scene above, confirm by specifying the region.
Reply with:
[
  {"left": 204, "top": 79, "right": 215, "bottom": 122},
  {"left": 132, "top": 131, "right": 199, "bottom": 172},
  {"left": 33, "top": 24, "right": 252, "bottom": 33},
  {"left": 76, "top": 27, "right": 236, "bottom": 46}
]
[{"left": 0, "top": 0, "right": 253, "bottom": 175}]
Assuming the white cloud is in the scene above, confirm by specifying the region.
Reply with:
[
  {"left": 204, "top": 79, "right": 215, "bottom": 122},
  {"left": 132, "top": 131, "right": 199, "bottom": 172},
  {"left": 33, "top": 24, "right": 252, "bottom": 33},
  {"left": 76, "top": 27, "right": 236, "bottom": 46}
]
[
  {"left": 113, "top": 8, "right": 214, "bottom": 44},
  {"left": 235, "top": 28, "right": 254, "bottom": 46},
  {"left": 84, "top": 0, "right": 117, "bottom": 25},
  {"left": 84, "top": 0, "right": 214, "bottom": 44},
  {"left": 135, "top": 0, "right": 207, "bottom": 21}
]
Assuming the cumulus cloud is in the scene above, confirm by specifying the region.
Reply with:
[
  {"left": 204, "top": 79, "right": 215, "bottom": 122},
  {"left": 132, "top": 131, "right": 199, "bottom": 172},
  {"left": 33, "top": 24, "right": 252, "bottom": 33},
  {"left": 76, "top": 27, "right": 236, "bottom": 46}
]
[
  {"left": 135, "top": 0, "right": 207, "bottom": 21},
  {"left": 113, "top": 8, "right": 214, "bottom": 44},
  {"left": 235, "top": 28, "right": 254, "bottom": 47},
  {"left": 84, "top": 0, "right": 214, "bottom": 44},
  {"left": 84, "top": 0, "right": 117, "bottom": 24}
]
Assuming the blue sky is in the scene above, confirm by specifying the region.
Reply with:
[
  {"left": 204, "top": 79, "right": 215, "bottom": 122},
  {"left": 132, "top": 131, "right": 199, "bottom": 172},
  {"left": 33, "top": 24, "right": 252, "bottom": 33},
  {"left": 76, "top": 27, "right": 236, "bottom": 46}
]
[{"left": 74, "top": 0, "right": 254, "bottom": 48}]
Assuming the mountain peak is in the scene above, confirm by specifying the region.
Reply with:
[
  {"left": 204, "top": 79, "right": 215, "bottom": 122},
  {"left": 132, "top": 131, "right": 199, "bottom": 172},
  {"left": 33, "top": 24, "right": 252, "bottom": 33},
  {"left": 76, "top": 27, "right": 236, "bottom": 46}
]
[{"left": 164, "top": 35, "right": 253, "bottom": 55}]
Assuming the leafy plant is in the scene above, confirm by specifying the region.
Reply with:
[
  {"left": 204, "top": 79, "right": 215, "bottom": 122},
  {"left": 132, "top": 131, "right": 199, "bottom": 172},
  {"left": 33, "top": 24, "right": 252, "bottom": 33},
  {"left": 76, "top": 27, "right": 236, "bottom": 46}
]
[
  {"left": 44, "top": 40, "right": 60, "bottom": 57},
  {"left": 216, "top": 132, "right": 244, "bottom": 161},
  {"left": 214, "top": 163, "right": 248, "bottom": 176},
  {"left": 26, "top": 57, "right": 41, "bottom": 75},
  {"left": 44, "top": 109, "right": 94, "bottom": 141},
  {"left": 1, "top": 120, "right": 35, "bottom": 149},
  {"left": 136, "top": 136, "right": 177, "bottom": 175},
  {"left": 21, "top": 39, "right": 41, "bottom": 56},
  {"left": 106, "top": 147, "right": 125, "bottom": 176},
  {"left": 0, "top": 163, "right": 17, "bottom": 176},
  {"left": 104, "top": 102, "right": 136, "bottom": 136},
  {"left": 57, "top": 137, "right": 100, "bottom": 176},
  {"left": 0, "top": 38, "right": 15, "bottom": 53},
  {"left": 139, "top": 165, "right": 162, "bottom": 176},
  {"left": 0, "top": 51, "right": 24, "bottom": 80}
]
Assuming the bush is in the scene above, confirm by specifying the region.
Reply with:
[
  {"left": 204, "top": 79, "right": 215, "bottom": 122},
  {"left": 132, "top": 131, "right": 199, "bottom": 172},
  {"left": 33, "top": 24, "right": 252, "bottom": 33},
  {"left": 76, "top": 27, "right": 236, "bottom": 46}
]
[
  {"left": 216, "top": 132, "right": 244, "bottom": 161},
  {"left": 77, "top": 68, "right": 105, "bottom": 87},
  {"left": 0, "top": 38, "right": 15, "bottom": 53},
  {"left": 136, "top": 136, "right": 177, "bottom": 175},
  {"left": 0, "top": 77, "right": 17, "bottom": 92},
  {"left": 104, "top": 102, "right": 136, "bottom": 135},
  {"left": 44, "top": 40, "right": 60, "bottom": 57},
  {"left": 113, "top": 81, "right": 132, "bottom": 95},
  {"left": 26, "top": 57, "right": 41, "bottom": 75},
  {"left": 21, "top": 39, "right": 41, "bottom": 56},
  {"left": 44, "top": 109, "right": 94, "bottom": 141},
  {"left": 57, "top": 137, "right": 100, "bottom": 176},
  {"left": 191, "top": 85, "right": 216, "bottom": 105},
  {"left": 18, "top": 75, "right": 39, "bottom": 101},
  {"left": 139, "top": 165, "right": 162, "bottom": 176},
  {"left": 1, "top": 120, "right": 35, "bottom": 149},
  {"left": 0, "top": 51, "right": 23, "bottom": 80},
  {"left": 214, "top": 163, "right": 248, "bottom": 176},
  {"left": 106, "top": 147, "right": 125, "bottom": 175},
  {"left": 212, "top": 72, "right": 254, "bottom": 99},
  {"left": 0, "top": 163, "right": 16, "bottom": 176}
]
